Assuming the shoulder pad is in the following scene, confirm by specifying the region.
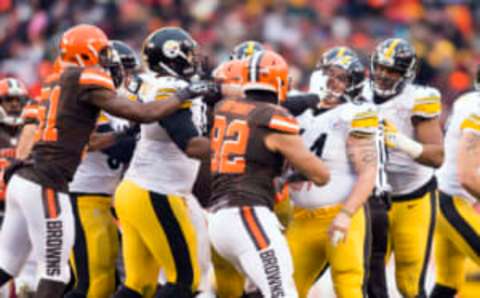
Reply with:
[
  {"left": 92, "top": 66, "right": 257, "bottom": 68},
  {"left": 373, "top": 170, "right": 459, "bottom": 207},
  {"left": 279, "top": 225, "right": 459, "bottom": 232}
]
[
  {"left": 347, "top": 103, "right": 379, "bottom": 136},
  {"left": 411, "top": 86, "right": 441, "bottom": 118},
  {"left": 461, "top": 112, "right": 480, "bottom": 135},
  {"left": 79, "top": 67, "right": 115, "bottom": 90}
]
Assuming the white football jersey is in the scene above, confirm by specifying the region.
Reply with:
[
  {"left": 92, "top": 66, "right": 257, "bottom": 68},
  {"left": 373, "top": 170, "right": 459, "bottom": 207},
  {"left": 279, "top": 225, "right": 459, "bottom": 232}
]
[
  {"left": 290, "top": 102, "right": 378, "bottom": 208},
  {"left": 124, "top": 74, "right": 205, "bottom": 196},
  {"left": 363, "top": 83, "right": 442, "bottom": 195},
  {"left": 69, "top": 112, "right": 131, "bottom": 195},
  {"left": 437, "top": 91, "right": 480, "bottom": 203}
]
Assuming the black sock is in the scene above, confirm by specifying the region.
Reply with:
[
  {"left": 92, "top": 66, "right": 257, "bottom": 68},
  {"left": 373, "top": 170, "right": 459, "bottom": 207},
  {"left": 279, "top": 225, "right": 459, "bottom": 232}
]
[
  {"left": 34, "top": 279, "right": 66, "bottom": 298},
  {"left": 430, "top": 283, "right": 457, "bottom": 298},
  {"left": 155, "top": 282, "right": 193, "bottom": 298},
  {"left": 113, "top": 285, "right": 142, "bottom": 298},
  {"left": 0, "top": 267, "right": 12, "bottom": 287}
]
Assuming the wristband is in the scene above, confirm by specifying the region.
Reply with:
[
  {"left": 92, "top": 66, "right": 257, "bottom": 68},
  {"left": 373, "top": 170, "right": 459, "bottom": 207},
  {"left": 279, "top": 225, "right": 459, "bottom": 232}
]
[
  {"left": 395, "top": 133, "right": 424, "bottom": 159},
  {"left": 340, "top": 207, "right": 354, "bottom": 218}
]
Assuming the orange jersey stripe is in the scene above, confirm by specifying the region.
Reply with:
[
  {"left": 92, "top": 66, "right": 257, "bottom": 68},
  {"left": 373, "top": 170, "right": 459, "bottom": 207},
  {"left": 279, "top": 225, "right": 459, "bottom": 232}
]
[
  {"left": 242, "top": 206, "right": 269, "bottom": 250},
  {"left": 269, "top": 115, "right": 300, "bottom": 134},
  {"left": 46, "top": 188, "right": 58, "bottom": 219}
]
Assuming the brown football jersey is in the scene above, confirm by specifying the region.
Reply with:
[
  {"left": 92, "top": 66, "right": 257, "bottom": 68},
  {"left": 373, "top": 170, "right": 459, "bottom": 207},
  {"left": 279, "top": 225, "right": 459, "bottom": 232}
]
[
  {"left": 18, "top": 66, "right": 115, "bottom": 192},
  {"left": 209, "top": 96, "right": 300, "bottom": 210}
]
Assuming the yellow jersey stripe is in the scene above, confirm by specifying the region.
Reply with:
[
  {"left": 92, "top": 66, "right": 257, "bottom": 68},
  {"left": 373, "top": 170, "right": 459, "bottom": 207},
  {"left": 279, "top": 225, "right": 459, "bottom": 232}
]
[
  {"left": 352, "top": 115, "right": 379, "bottom": 128},
  {"left": 461, "top": 117, "right": 480, "bottom": 132},
  {"left": 412, "top": 102, "right": 441, "bottom": 115}
]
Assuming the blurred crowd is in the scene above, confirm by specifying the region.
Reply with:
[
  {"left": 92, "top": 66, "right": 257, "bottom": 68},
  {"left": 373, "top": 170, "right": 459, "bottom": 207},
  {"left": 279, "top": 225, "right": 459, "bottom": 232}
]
[{"left": 1, "top": 0, "right": 480, "bottom": 113}]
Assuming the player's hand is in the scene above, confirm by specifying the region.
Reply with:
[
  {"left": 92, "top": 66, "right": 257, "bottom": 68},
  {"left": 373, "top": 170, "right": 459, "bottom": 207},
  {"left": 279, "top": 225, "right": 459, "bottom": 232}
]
[
  {"left": 176, "top": 80, "right": 220, "bottom": 103},
  {"left": 383, "top": 120, "right": 399, "bottom": 149},
  {"left": 383, "top": 119, "right": 423, "bottom": 158},
  {"left": 328, "top": 210, "right": 352, "bottom": 247}
]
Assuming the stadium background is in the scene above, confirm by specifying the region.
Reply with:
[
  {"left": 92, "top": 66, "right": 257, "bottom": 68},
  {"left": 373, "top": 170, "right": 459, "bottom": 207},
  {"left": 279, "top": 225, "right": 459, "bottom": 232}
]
[{"left": 1, "top": 0, "right": 480, "bottom": 297}]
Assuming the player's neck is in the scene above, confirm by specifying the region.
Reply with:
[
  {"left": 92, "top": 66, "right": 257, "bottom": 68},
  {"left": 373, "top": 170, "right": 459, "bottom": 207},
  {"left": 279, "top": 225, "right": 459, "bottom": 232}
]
[{"left": 245, "top": 90, "right": 277, "bottom": 104}]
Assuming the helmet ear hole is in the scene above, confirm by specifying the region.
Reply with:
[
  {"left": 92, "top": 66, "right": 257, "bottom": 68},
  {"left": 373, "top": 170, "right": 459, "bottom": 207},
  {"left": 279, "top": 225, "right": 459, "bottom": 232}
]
[{"left": 81, "top": 54, "right": 89, "bottom": 61}]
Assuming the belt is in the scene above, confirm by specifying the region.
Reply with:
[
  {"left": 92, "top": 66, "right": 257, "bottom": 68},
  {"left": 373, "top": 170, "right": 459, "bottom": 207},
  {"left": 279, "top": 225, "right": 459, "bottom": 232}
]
[{"left": 391, "top": 177, "right": 437, "bottom": 202}]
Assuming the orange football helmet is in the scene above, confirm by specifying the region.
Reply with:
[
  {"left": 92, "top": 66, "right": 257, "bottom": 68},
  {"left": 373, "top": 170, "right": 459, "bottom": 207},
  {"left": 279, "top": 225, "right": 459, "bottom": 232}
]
[
  {"left": 59, "top": 24, "right": 109, "bottom": 67},
  {"left": 0, "top": 78, "right": 28, "bottom": 99},
  {"left": 241, "top": 50, "right": 289, "bottom": 102},
  {"left": 212, "top": 60, "right": 244, "bottom": 84}
]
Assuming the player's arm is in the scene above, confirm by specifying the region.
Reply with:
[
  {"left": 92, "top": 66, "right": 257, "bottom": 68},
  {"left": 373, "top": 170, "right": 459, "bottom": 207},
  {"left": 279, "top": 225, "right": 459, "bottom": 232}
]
[
  {"left": 457, "top": 115, "right": 480, "bottom": 199},
  {"left": 159, "top": 109, "right": 210, "bottom": 160},
  {"left": 16, "top": 99, "right": 41, "bottom": 159},
  {"left": 16, "top": 124, "right": 37, "bottom": 160},
  {"left": 343, "top": 134, "right": 378, "bottom": 214},
  {"left": 384, "top": 91, "right": 444, "bottom": 168},
  {"left": 412, "top": 116, "right": 444, "bottom": 168},
  {"left": 81, "top": 68, "right": 216, "bottom": 123},
  {"left": 328, "top": 133, "right": 378, "bottom": 245},
  {"left": 265, "top": 133, "right": 329, "bottom": 186},
  {"left": 88, "top": 89, "right": 190, "bottom": 123}
]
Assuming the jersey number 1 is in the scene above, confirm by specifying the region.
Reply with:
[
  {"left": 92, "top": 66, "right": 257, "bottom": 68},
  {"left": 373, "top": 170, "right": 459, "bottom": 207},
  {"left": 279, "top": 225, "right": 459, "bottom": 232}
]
[
  {"left": 211, "top": 115, "right": 250, "bottom": 174},
  {"left": 36, "top": 86, "right": 60, "bottom": 142}
]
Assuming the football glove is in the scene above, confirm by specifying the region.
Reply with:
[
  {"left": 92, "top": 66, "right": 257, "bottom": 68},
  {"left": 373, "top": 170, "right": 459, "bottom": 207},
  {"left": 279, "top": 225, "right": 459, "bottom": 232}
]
[{"left": 176, "top": 80, "right": 220, "bottom": 103}]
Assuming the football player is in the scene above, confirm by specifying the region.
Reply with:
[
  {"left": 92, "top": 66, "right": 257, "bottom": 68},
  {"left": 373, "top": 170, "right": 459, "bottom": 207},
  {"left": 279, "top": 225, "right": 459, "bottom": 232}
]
[
  {"left": 0, "top": 78, "right": 37, "bottom": 297},
  {"left": 365, "top": 38, "right": 444, "bottom": 297},
  {"left": 65, "top": 40, "right": 140, "bottom": 298},
  {"left": 113, "top": 27, "right": 212, "bottom": 298},
  {"left": 0, "top": 78, "right": 28, "bottom": 218},
  {"left": 288, "top": 52, "right": 378, "bottom": 298},
  {"left": 208, "top": 50, "right": 330, "bottom": 298},
  {"left": 431, "top": 66, "right": 480, "bottom": 298},
  {"left": 0, "top": 24, "right": 213, "bottom": 298}
]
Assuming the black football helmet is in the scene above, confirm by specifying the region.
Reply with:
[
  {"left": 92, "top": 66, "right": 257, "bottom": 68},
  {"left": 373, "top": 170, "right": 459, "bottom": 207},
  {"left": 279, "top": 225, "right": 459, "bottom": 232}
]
[
  {"left": 316, "top": 46, "right": 358, "bottom": 69},
  {"left": 325, "top": 54, "right": 366, "bottom": 102},
  {"left": 231, "top": 40, "right": 264, "bottom": 60},
  {"left": 371, "top": 38, "right": 417, "bottom": 98},
  {"left": 142, "top": 27, "right": 198, "bottom": 78},
  {"left": 111, "top": 40, "right": 139, "bottom": 71}
]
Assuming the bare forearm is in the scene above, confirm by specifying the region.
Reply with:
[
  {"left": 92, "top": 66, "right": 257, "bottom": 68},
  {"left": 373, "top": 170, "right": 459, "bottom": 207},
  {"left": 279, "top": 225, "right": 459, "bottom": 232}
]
[
  {"left": 343, "top": 169, "right": 376, "bottom": 214},
  {"left": 127, "top": 97, "right": 183, "bottom": 123},
  {"left": 345, "top": 135, "right": 378, "bottom": 213},
  {"left": 16, "top": 124, "right": 37, "bottom": 160},
  {"left": 415, "top": 144, "right": 444, "bottom": 168},
  {"left": 296, "top": 154, "right": 330, "bottom": 186},
  {"left": 185, "top": 137, "right": 210, "bottom": 160}
]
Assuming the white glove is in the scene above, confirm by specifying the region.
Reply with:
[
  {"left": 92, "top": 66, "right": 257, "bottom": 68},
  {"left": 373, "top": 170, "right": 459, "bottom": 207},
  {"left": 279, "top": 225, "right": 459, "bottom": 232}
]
[
  {"left": 328, "top": 210, "right": 352, "bottom": 247},
  {"left": 384, "top": 120, "right": 423, "bottom": 159}
]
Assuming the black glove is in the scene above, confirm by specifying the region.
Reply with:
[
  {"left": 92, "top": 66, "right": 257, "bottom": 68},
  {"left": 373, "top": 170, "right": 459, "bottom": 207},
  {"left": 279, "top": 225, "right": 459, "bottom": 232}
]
[{"left": 176, "top": 80, "right": 220, "bottom": 103}]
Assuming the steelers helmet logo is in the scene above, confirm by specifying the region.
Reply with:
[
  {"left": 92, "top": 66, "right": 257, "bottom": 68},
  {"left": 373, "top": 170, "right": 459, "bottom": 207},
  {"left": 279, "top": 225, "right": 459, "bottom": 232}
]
[{"left": 163, "top": 40, "right": 181, "bottom": 59}]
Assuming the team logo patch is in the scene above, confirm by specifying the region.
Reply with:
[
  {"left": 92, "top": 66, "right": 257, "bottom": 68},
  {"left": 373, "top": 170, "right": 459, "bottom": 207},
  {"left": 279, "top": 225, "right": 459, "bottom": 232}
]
[{"left": 163, "top": 40, "right": 181, "bottom": 58}]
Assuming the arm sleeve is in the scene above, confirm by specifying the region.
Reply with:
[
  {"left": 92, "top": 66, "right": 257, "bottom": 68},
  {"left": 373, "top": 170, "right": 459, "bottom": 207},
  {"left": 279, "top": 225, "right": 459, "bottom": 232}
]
[
  {"left": 255, "top": 106, "right": 300, "bottom": 135},
  {"left": 461, "top": 112, "right": 480, "bottom": 135},
  {"left": 349, "top": 106, "right": 379, "bottom": 137},
  {"left": 159, "top": 109, "right": 200, "bottom": 152},
  {"left": 282, "top": 93, "right": 319, "bottom": 116},
  {"left": 412, "top": 88, "right": 442, "bottom": 119},
  {"left": 78, "top": 67, "right": 116, "bottom": 103}
]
